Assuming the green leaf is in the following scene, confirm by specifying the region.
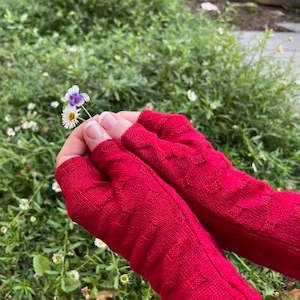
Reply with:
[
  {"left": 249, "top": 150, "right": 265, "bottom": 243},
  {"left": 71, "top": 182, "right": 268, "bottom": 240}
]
[
  {"left": 33, "top": 255, "right": 50, "bottom": 276},
  {"left": 61, "top": 278, "right": 81, "bottom": 293}
]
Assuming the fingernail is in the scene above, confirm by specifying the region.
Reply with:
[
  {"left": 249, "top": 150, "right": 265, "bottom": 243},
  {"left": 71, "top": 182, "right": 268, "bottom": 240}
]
[
  {"left": 99, "top": 112, "right": 117, "bottom": 129},
  {"left": 84, "top": 121, "right": 102, "bottom": 139}
]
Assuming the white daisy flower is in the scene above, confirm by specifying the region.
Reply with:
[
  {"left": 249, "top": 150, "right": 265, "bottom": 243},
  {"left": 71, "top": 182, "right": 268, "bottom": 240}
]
[
  {"left": 68, "top": 270, "right": 80, "bottom": 281},
  {"left": 187, "top": 90, "right": 197, "bottom": 102},
  {"left": 51, "top": 101, "right": 59, "bottom": 108},
  {"left": 52, "top": 181, "right": 61, "bottom": 193},
  {"left": 210, "top": 102, "right": 217, "bottom": 110},
  {"left": 62, "top": 105, "right": 80, "bottom": 129},
  {"left": 27, "top": 103, "right": 36, "bottom": 110},
  {"left": 94, "top": 238, "right": 107, "bottom": 249},
  {"left": 5, "top": 115, "right": 11, "bottom": 122},
  {"left": 22, "top": 121, "right": 30, "bottom": 130},
  {"left": 120, "top": 274, "right": 129, "bottom": 284},
  {"left": 7, "top": 127, "right": 15, "bottom": 136},
  {"left": 1, "top": 226, "right": 7, "bottom": 234},
  {"left": 19, "top": 198, "right": 30, "bottom": 210},
  {"left": 201, "top": 2, "right": 219, "bottom": 11},
  {"left": 42, "top": 72, "right": 49, "bottom": 77},
  {"left": 28, "top": 121, "right": 38, "bottom": 131},
  {"left": 52, "top": 252, "right": 64, "bottom": 264}
]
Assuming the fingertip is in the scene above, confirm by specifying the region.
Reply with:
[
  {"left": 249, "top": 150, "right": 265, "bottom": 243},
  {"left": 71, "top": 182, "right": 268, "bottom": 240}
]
[
  {"left": 83, "top": 120, "right": 111, "bottom": 152},
  {"left": 98, "top": 112, "right": 133, "bottom": 139}
]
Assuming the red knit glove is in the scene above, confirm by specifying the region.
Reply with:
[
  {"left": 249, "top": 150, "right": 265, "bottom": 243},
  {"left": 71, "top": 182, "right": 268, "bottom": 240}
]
[
  {"left": 121, "top": 110, "right": 300, "bottom": 281},
  {"left": 55, "top": 139, "right": 262, "bottom": 300}
]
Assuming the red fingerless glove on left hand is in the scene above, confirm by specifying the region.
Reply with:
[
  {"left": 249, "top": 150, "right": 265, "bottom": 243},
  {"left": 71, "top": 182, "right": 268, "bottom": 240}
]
[
  {"left": 121, "top": 110, "right": 300, "bottom": 281},
  {"left": 55, "top": 139, "right": 262, "bottom": 300}
]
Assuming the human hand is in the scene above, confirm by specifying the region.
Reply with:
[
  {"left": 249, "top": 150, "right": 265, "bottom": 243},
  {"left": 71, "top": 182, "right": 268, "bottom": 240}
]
[
  {"left": 55, "top": 114, "right": 262, "bottom": 299},
  {"left": 99, "top": 110, "right": 300, "bottom": 281}
]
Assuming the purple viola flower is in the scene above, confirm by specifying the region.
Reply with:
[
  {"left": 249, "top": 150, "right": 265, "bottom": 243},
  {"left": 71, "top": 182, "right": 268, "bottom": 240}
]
[{"left": 64, "top": 85, "right": 90, "bottom": 107}]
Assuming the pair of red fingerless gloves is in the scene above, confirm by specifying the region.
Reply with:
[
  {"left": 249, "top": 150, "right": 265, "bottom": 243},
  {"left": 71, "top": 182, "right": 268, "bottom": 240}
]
[{"left": 55, "top": 110, "right": 300, "bottom": 299}]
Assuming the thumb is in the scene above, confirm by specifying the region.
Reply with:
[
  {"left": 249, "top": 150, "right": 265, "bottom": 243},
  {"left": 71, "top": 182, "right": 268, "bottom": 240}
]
[{"left": 83, "top": 119, "right": 111, "bottom": 152}]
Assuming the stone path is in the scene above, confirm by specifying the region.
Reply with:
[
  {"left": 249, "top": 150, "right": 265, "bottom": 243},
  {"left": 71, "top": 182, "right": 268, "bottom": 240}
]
[{"left": 236, "top": 31, "right": 300, "bottom": 81}]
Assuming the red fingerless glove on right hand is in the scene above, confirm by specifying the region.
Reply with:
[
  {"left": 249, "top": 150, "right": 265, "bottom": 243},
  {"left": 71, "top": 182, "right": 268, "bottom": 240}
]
[
  {"left": 121, "top": 110, "right": 300, "bottom": 281},
  {"left": 55, "top": 139, "right": 262, "bottom": 300}
]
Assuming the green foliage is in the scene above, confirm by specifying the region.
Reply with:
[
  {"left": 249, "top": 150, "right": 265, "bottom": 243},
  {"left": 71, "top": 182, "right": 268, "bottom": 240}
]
[
  {"left": 33, "top": 255, "right": 51, "bottom": 276},
  {"left": 0, "top": 0, "right": 299, "bottom": 299}
]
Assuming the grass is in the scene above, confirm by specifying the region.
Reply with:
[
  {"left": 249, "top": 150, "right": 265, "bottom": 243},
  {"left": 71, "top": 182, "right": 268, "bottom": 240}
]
[{"left": 0, "top": 0, "right": 300, "bottom": 299}]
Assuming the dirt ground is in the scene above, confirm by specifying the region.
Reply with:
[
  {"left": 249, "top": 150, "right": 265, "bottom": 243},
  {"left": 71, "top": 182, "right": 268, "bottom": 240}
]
[{"left": 187, "top": 0, "right": 300, "bottom": 31}]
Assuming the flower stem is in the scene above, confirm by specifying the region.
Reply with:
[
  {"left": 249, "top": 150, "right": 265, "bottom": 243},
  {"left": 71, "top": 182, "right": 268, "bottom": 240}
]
[
  {"left": 82, "top": 105, "right": 92, "bottom": 119},
  {"left": 78, "top": 117, "right": 86, "bottom": 122}
]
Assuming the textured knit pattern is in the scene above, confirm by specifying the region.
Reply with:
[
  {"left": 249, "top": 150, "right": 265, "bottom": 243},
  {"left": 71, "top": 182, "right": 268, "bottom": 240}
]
[
  {"left": 121, "top": 110, "right": 300, "bottom": 281},
  {"left": 55, "top": 139, "right": 262, "bottom": 300}
]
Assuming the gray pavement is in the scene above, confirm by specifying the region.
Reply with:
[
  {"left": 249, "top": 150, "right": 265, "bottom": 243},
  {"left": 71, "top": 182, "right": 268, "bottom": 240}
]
[{"left": 236, "top": 31, "right": 300, "bottom": 81}]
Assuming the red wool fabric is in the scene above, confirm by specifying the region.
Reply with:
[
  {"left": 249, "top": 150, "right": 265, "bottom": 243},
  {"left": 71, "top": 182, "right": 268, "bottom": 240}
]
[
  {"left": 55, "top": 139, "right": 262, "bottom": 300},
  {"left": 121, "top": 110, "right": 300, "bottom": 281}
]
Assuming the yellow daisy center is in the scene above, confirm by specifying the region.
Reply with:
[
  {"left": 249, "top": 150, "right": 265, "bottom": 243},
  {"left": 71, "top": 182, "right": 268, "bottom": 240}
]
[{"left": 68, "top": 112, "right": 75, "bottom": 121}]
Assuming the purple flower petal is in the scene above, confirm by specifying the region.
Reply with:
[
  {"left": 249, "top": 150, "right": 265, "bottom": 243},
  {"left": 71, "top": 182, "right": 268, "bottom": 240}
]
[{"left": 69, "top": 93, "right": 85, "bottom": 106}]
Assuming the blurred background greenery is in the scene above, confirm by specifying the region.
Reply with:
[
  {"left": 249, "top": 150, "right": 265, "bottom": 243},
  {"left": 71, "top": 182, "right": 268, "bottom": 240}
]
[{"left": 0, "top": 0, "right": 300, "bottom": 299}]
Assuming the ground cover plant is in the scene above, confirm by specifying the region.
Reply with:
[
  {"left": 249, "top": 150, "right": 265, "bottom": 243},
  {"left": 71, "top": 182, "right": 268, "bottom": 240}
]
[{"left": 0, "top": 0, "right": 300, "bottom": 299}]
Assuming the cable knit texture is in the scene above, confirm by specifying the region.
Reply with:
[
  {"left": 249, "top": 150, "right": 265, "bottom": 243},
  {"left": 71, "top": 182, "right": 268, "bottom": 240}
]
[
  {"left": 55, "top": 139, "right": 262, "bottom": 300},
  {"left": 121, "top": 110, "right": 300, "bottom": 281}
]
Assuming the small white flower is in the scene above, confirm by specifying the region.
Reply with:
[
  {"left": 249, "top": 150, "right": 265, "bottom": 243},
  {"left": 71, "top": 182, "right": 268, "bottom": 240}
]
[
  {"left": 218, "top": 27, "right": 224, "bottom": 35},
  {"left": 14, "top": 126, "right": 20, "bottom": 132},
  {"left": 94, "top": 238, "right": 107, "bottom": 249},
  {"left": 28, "top": 121, "right": 38, "bottom": 131},
  {"left": 17, "top": 139, "right": 23, "bottom": 147},
  {"left": 42, "top": 72, "right": 49, "bottom": 77},
  {"left": 51, "top": 101, "right": 59, "bottom": 108},
  {"left": 30, "top": 216, "right": 37, "bottom": 223},
  {"left": 68, "top": 270, "right": 80, "bottom": 281},
  {"left": 252, "top": 162, "right": 258, "bottom": 173},
  {"left": 19, "top": 198, "right": 30, "bottom": 210},
  {"left": 22, "top": 121, "right": 30, "bottom": 130},
  {"left": 52, "top": 252, "right": 64, "bottom": 264},
  {"left": 69, "top": 46, "right": 78, "bottom": 53},
  {"left": 5, "top": 115, "right": 11, "bottom": 122},
  {"left": 62, "top": 105, "right": 80, "bottom": 129},
  {"left": 120, "top": 274, "right": 129, "bottom": 284},
  {"left": 7, "top": 127, "right": 15, "bottom": 136},
  {"left": 27, "top": 103, "right": 36, "bottom": 110},
  {"left": 52, "top": 181, "right": 61, "bottom": 193},
  {"left": 210, "top": 102, "right": 217, "bottom": 110},
  {"left": 286, "top": 181, "right": 296, "bottom": 190},
  {"left": 1, "top": 226, "right": 7, "bottom": 234},
  {"left": 201, "top": 2, "right": 219, "bottom": 11},
  {"left": 187, "top": 90, "right": 197, "bottom": 102}
]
